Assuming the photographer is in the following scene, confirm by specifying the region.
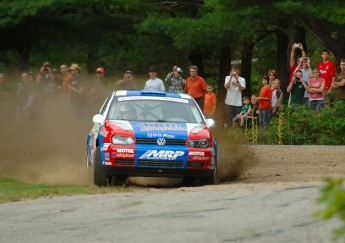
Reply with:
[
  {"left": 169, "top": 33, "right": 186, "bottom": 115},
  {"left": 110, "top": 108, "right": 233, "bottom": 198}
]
[{"left": 287, "top": 70, "right": 309, "bottom": 106}]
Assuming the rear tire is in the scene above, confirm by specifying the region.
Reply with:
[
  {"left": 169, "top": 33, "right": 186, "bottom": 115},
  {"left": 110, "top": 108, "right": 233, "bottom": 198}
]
[{"left": 94, "top": 146, "right": 108, "bottom": 186}]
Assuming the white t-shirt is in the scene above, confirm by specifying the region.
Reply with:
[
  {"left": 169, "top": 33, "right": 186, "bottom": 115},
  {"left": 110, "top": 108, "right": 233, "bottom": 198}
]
[
  {"left": 224, "top": 76, "right": 246, "bottom": 106},
  {"left": 144, "top": 78, "right": 165, "bottom": 91}
]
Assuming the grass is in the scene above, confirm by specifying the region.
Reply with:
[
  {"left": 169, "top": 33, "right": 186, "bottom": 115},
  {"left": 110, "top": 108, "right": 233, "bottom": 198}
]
[{"left": 0, "top": 177, "right": 131, "bottom": 204}]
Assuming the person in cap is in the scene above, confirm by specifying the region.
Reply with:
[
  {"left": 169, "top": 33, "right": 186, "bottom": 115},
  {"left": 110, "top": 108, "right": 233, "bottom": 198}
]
[
  {"left": 87, "top": 67, "right": 109, "bottom": 114},
  {"left": 164, "top": 66, "right": 185, "bottom": 93},
  {"left": 115, "top": 70, "right": 138, "bottom": 90},
  {"left": 67, "top": 63, "right": 84, "bottom": 104},
  {"left": 143, "top": 66, "right": 165, "bottom": 91},
  {"left": 60, "top": 64, "right": 73, "bottom": 97}
]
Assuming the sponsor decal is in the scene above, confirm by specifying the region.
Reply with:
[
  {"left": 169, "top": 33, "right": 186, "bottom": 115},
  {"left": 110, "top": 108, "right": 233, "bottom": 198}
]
[
  {"left": 104, "top": 152, "right": 110, "bottom": 161},
  {"left": 138, "top": 123, "right": 187, "bottom": 132},
  {"left": 163, "top": 133, "right": 175, "bottom": 139},
  {"left": 102, "top": 143, "right": 111, "bottom": 151},
  {"left": 104, "top": 161, "right": 112, "bottom": 165},
  {"left": 116, "top": 148, "right": 134, "bottom": 153},
  {"left": 112, "top": 152, "right": 116, "bottom": 158},
  {"left": 188, "top": 151, "right": 205, "bottom": 156},
  {"left": 189, "top": 156, "right": 210, "bottom": 161},
  {"left": 115, "top": 154, "right": 135, "bottom": 159},
  {"left": 139, "top": 150, "right": 184, "bottom": 160}
]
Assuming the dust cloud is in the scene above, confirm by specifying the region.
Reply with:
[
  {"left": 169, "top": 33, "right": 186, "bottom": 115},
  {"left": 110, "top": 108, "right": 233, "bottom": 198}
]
[{"left": 0, "top": 94, "right": 259, "bottom": 186}]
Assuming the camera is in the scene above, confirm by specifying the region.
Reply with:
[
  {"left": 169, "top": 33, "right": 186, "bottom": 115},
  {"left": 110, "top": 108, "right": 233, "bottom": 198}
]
[
  {"left": 232, "top": 71, "right": 236, "bottom": 75},
  {"left": 303, "top": 57, "right": 308, "bottom": 61},
  {"left": 295, "top": 76, "right": 300, "bottom": 81}
]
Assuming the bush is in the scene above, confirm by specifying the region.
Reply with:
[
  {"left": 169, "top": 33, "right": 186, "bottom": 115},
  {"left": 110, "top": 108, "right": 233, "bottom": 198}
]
[{"left": 241, "top": 101, "right": 345, "bottom": 145}]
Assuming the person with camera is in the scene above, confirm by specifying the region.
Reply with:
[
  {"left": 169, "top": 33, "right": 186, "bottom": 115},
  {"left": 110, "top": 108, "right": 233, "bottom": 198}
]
[
  {"left": 287, "top": 70, "right": 309, "bottom": 106},
  {"left": 290, "top": 43, "right": 307, "bottom": 82},
  {"left": 293, "top": 56, "right": 312, "bottom": 106},
  {"left": 224, "top": 65, "right": 246, "bottom": 128}
]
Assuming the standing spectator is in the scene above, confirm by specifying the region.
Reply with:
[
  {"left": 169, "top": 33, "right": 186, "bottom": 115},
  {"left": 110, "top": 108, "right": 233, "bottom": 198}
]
[
  {"left": 204, "top": 83, "right": 217, "bottom": 119},
  {"left": 271, "top": 79, "right": 282, "bottom": 117},
  {"left": 289, "top": 43, "right": 306, "bottom": 82},
  {"left": 287, "top": 70, "right": 309, "bottom": 106},
  {"left": 257, "top": 75, "right": 272, "bottom": 129},
  {"left": 16, "top": 71, "right": 37, "bottom": 123},
  {"left": 143, "top": 66, "right": 165, "bottom": 91},
  {"left": 307, "top": 68, "right": 325, "bottom": 111},
  {"left": 61, "top": 64, "right": 73, "bottom": 99},
  {"left": 223, "top": 65, "right": 246, "bottom": 128},
  {"left": 318, "top": 49, "right": 336, "bottom": 106},
  {"left": 185, "top": 65, "right": 207, "bottom": 111},
  {"left": 88, "top": 67, "right": 109, "bottom": 114},
  {"left": 293, "top": 57, "right": 312, "bottom": 106},
  {"left": 115, "top": 70, "right": 138, "bottom": 90},
  {"left": 165, "top": 66, "right": 185, "bottom": 93},
  {"left": 268, "top": 69, "right": 279, "bottom": 86},
  {"left": 68, "top": 63, "right": 84, "bottom": 108},
  {"left": 330, "top": 59, "right": 345, "bottom": 105},
  {"left": 0, "top": 73, "right": 10, "bottom": 96}
]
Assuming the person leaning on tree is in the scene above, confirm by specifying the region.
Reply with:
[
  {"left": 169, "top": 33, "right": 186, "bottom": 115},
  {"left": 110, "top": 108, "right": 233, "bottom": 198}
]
[
  {"left": 330, "top": 59, "right": 345, "bottom": 105},
  {"left": 185, "top": 65, "right": 207, "bottom": 111}
]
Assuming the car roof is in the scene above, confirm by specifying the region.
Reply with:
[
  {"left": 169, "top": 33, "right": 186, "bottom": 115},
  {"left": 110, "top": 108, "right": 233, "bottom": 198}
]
[{"left": 113, "top": 90, "right": 193, "bottom": 100}]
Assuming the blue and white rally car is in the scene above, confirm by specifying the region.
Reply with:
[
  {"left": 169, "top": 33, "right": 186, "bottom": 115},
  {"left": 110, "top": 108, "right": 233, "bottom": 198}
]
[{"left": 86, "top": 90, "right": 217, "bottom": 186}]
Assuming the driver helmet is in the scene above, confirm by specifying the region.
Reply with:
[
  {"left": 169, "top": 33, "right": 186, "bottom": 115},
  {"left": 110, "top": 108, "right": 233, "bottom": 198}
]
[{"left": 118, "top": 103, "right": 135, "bottom": 119}]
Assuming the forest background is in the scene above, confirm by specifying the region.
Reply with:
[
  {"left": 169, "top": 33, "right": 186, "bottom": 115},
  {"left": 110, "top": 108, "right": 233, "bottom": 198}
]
[{"left": 1, "top": 0, "right": 345, "bottom": 99}]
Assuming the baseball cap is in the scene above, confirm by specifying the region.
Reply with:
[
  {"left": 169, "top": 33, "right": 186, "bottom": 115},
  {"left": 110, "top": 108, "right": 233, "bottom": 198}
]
[
  {"left": 176, "top": 67, "right": 183, "bottom": 74},
  {"left": 125, "top": 70, "right": 133, "bottom": 75},
  {"left": 96, "top": 67, "right": 105, "bottom": 74},
  {"left": 149, "top": 66, "right": 157, "bottom": 72}
]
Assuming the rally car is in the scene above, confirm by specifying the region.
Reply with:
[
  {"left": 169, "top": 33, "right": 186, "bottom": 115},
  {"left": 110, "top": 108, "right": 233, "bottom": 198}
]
[{"left": 86, "top": 90, "right": 217, "bottom": 186}]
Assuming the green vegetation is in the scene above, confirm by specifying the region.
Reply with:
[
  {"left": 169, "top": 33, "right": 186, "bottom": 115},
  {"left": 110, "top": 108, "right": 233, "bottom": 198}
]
[
  {"left": 230, "top": 101, "right": 345, "bottom": 145},
  {"left": 0, "top": 177, "right": 130, "bottom": 204},
  {"left": 315, "top": 178, "right": 345, "bottom": 241}
]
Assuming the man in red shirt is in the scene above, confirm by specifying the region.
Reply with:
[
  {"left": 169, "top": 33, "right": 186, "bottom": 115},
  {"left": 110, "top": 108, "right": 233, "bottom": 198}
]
[
  {"left": 318, "top": 49, "right": 336, "bottom": 106},
  {"left": 289, "top": 43, "right": 306, "bottom": 82},
  {"left": 185, "top": 65, "right": 207, "bottom": 111}
]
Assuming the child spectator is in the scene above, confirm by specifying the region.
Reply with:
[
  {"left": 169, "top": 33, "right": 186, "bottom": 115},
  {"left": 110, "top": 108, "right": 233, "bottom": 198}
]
[
  {"left": 204, "top": 83, "right": 217, "bottom": 119},
  {"left": 271, "top": 79, "right": 282, "bottom": 117},
  {"left": 246, "top": 94, "right": 259, "bottom": 128},
  {"left": 233, "top": 96, "right": 251, "bottom": 127},
  {"left": 257, "top": 75, "right": 272, "bottom": 129}
]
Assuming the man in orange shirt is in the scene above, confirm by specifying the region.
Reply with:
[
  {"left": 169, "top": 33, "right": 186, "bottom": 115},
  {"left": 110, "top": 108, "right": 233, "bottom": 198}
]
[{"left": 185, "top": 65, "right": 207, "bottom": 111}]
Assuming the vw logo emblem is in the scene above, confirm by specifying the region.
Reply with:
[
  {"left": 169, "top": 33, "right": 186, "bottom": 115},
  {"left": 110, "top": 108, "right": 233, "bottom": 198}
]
[{"left": 157, "top": 138, "right": 166, "bottom": 146}]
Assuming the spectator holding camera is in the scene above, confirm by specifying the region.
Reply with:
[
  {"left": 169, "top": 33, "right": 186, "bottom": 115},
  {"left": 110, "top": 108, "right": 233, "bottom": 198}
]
[
  {"left": 293, "top": 57, "right": 312, "bottom": 106},
  {"left": 165, "top": 66, "right": 185, "bottom": 93},
  {"left": 307, "top": 68, "right": 325, "bottom": 111},
  {"left": 224, "top": 65, "right": 246, "bottom": 128},
  {"left": 290, "top": 43, "right": 307, "bottom": 82},
  {"left": 287, "top": 70, "right": 309, "bottom": 106}
]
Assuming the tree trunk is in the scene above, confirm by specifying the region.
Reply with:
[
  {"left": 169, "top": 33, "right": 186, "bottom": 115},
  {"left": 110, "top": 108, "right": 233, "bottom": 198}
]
[
  {"left": 276, "top": 31, "right": 289, "bottom": 97},
  {"left": 241, "top": 39, "right": 255, "bottom": 97},
  {"left": 217, "top": 45, "right": 231, "bottom": 99}
]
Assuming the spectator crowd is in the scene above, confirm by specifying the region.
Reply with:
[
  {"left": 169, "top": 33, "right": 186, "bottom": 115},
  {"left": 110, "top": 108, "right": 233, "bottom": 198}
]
[{"left": 0, "top": 44, "right": 344, "bottom": 129}]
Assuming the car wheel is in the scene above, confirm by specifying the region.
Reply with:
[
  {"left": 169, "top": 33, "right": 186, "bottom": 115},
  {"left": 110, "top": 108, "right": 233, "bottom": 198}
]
[
  {"left": 94, "top": 146, "right": 108, "bottom": 186},
  {"left": 110, "top": 175, "right": 128, "bottom": 186},
  {"left": 200, "top": 167, "right": 218, "bottom": 185}
]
